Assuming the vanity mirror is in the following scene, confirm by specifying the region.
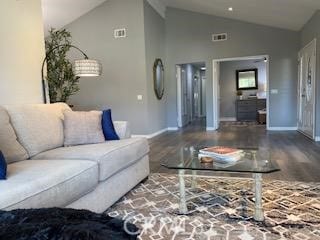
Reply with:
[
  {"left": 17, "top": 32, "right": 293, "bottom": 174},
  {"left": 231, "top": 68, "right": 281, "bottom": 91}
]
[{"left": 236, "top": 68, "right": 258, "bottom": 90}]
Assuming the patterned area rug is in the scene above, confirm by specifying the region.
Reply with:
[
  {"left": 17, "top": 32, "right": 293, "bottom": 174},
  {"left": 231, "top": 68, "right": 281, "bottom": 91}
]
[{"left": 106, "top": 174, "right": 320, "bottom": 240}]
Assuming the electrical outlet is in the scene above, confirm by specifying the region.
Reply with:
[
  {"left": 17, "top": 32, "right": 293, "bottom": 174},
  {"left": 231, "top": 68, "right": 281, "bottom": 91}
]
[
  {"left": 271, "top": 89, "right": 278, "bottom": 94},
  {"left": 137, "top": 95, "right": 143, "bottom": 100}
]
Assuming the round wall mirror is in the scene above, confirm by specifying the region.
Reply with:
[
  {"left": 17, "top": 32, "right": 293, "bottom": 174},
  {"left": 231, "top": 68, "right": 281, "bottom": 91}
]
[{"left": 153, "top": 58, "right": 164, "bottom": 100}]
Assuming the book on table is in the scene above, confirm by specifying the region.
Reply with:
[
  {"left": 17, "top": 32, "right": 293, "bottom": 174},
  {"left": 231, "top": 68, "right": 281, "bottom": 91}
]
[{"left": 199, "top": 146, "right": 243, "bottom": 162}]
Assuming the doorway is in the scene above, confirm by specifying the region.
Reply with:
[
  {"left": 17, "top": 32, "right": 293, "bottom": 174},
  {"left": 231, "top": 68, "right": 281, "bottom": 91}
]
[
  {"left": 297, "top": 39, "right": 316, "bottom": 139},
  {"left": 177, "top": 62, "right": 206, "bottom": 128},
  {"left": 212, "top": 55, "right": 269, "bottom": 130}
]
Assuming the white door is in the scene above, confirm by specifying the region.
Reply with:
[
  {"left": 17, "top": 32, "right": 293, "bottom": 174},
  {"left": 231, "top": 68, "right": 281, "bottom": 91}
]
[
  {"left": 212, "top": 61, "right": 220, "bottom": 130},
  {"left": 193, "top": 74, "right": 200, "bottom": 118},
  {"left": 182, "top": 67, "right": 190, "bottom": 126},
  {"left": 176, "top": 65, "right": 189, "bottom": 127},
  {"left": 176, "top": 65, "right": 183, "bottom": 127},
  {"left": 201, "top": 74, "right": 206, "bottom": 117},
  {"left": 298, "top": 40, "right": 316, "bottom": 138}
]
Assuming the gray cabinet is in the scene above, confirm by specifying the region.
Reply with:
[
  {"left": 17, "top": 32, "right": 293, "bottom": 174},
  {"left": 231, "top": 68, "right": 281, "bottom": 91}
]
[{"left": 236, "top": 99, "right": 266, "bottom": 121}]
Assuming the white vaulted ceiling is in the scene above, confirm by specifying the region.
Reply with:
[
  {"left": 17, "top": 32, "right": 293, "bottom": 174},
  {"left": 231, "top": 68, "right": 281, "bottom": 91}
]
[
  {"left": 42, "top": 0, "right": 320, "bottom": 33},
  {"left": 42, "top": 0, "right": 106, "bottom": 34},
  {"left": 161, "top": 0, "right": 320, "bottom": 31}
]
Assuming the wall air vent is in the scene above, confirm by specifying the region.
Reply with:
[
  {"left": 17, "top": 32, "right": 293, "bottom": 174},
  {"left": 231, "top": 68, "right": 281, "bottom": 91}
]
[
  {"left": 212, "top": 33, "right": 227, "bottom": 42},
  {"left": 114, "top": 28, "right": 126, "bottom": 38}
]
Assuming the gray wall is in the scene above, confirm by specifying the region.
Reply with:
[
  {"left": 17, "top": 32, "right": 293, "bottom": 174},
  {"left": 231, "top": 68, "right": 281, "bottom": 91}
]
[
  {"left": 66, "top": 0, "right": 167, "bottom": 135},
  {"left": 220, "top": 60, "right": 266, "bottom": 119},
  {"left": 66, "top": 0, "right": 150, "bottom": 135},
  {"left": 165, "top": 8, "right": 300, "bottom": 128},
  {"left": 0, "top": 0, "right": 45, "bottom": 105},
  {"left": 144, "top": 0, "right": 167, "bottom": 133},
  {"left": 300, "top": 10, "right": 320, "bottom": 136},
  {"left": 66, "top": 4, "right": 300, "bottom": 132}
]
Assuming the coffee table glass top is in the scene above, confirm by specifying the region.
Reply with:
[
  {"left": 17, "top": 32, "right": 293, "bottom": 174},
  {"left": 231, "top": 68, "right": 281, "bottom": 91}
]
[{"left": 161, "top": 146, "right": 280, "bottom": 174}]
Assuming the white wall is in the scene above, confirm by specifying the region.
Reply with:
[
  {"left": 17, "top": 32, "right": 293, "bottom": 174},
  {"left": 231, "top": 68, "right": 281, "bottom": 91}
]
[{"left": 0, "top": 0, "right": 45, "bottom": 105}]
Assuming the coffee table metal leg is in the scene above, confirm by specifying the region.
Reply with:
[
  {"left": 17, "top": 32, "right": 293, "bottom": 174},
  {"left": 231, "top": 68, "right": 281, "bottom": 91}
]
[
  {"left": 191, "top": 170, "right": 197, "bottom": 189},
  {"left": 253, "top": 173, "right": 264, "bottom": 221},
  {"left": 178, "top": 169, "right": 188, "bottom": 214}
]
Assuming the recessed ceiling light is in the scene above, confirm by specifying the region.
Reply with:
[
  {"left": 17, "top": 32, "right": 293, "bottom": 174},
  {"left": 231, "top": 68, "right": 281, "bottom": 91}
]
[{"left": 228, "top": 7, "right": 233, "bottom": 11}]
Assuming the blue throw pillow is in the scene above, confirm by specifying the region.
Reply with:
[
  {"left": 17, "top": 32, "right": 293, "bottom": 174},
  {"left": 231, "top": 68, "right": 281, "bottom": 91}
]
[
  {"left": 102, "top": 109, "right": 120, "bottom": 141},
  {"left": 0, "top": 151, "right": 7, "bottom": 180}
]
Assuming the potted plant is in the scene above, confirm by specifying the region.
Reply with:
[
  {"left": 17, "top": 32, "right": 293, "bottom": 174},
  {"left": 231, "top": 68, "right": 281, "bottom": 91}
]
[{"left": 45, "top": 28, "right": 80, "bottom": 103}]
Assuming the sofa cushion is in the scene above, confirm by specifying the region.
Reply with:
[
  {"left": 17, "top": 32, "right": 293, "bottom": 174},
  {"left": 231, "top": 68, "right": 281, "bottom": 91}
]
[
  {"left": 6, "top": 103, "right": 71, "bottom": 157},
  {"left": 63, "top": 110, "right": 105, "bottom": 146},
  {"left": 0, "top": 106, "right": 28, "bottom": 163},
  {"left": 0, "top": 160, "right": 98, "bottom": 210},
  {"left": 33, "top": 138, "right": 149, "bottom": 182}
]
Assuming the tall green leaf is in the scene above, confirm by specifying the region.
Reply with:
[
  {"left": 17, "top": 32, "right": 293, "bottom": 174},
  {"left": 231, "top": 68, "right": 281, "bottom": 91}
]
[{"left": 45, "top": 28, "right": 80, "bottom": 103}]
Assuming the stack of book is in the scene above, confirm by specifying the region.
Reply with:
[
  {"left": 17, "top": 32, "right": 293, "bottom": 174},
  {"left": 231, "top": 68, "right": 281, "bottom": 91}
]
[{"left": 199, "top": 146, "right": 243, "bottom": 163}]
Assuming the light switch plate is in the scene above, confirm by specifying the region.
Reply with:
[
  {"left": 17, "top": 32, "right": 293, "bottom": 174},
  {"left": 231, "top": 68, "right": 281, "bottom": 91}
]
[
  {"left": 137, "top": 95, "right": 143, "bottom": 100},
  {"left": 271, "top": 89, "right": 278, "bottom": 94}
]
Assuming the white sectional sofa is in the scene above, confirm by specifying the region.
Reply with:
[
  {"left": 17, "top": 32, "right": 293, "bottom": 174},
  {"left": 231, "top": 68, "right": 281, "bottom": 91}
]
[{"left": 0, "top": 103, "right": 150, "bottom": 213}]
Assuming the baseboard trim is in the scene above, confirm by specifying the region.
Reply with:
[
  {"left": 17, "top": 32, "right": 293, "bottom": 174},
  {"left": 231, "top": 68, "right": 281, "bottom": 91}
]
[
  {"left": 206, "top": 127, "right": 216, "bottom": 131},
  {"left": 219, "top": 117, "right": 236, "bottom": 122},
  {"left": 267, "top": 127, "right": 298, "bottom": 131},
  {"left": 132, "top": 127, "right": 178, "bottom": 139}
]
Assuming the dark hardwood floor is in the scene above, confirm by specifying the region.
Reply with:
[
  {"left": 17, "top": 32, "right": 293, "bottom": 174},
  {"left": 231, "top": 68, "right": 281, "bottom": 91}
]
[{"left": 149, "top": 118, "right": 320, "bottom": 182}]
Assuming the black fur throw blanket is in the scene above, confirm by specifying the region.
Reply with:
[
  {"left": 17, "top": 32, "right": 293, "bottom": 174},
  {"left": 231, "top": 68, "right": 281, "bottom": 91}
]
[{"left": 0, "top": 208, "right": 139, "bottom": 240}]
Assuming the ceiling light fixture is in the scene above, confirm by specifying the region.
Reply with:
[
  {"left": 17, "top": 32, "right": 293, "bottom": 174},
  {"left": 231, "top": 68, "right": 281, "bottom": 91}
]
[
  {"left": 228, "top": 7, "right": 233, "bottom": 11},
  {"left": 201, "top": 67, "right": 206, "bottom": 70}
]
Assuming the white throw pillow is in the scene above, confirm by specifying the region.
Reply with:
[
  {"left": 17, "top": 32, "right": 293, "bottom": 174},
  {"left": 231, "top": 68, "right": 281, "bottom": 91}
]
[
  {"left": 6, "top": 103, "right": 71, "bottom": 157},
  {"left": 0, "top": 106, "right": 29, "bottom": 163},
  {"left": 63, "top": 110, "right": 105, "bottom": 146}
]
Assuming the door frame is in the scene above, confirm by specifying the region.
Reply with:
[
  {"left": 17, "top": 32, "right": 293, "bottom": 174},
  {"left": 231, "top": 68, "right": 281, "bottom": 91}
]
[
  {"left": 176, "top": 65, "right": 183, "bottom": 128},
  {"left": 176, "top": 63, "right": 206, "bottom": 128},
  {"left": 212, "top": 54, "right": 270, "bottom": 130},
  {"left": 297, "top": 39, "right": 316, "bottom": 139},
  {"left": 212, "top": 61, "right": 220, "bottom": 130}
]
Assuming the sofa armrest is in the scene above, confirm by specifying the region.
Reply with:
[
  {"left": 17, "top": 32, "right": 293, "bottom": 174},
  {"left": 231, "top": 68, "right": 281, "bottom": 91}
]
[{"left": 113, "top": 121, "right": 131, "bottom": 139}]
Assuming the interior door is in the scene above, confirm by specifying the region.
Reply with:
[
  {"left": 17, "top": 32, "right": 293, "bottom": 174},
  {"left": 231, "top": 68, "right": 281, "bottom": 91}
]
[
  {"left": 298, "top": 40, "right": 316, "bottom": 138},
  {"left": 176, "top": 65, "right": 189, "bottom": 127},
  {"left": 176, "top": 65, "right": 183, "bottom": 128},
  {"left": 193, "top": 74, "right": 200, "bottom": 118},
  {"left": 212, "top": 61, "right": 220, "bottom": 130}
]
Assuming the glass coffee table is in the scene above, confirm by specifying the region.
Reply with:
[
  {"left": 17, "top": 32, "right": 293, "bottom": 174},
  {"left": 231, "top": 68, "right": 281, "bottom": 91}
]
[{"left": 161, "top": 146, "right": 280, "bottom": 221}]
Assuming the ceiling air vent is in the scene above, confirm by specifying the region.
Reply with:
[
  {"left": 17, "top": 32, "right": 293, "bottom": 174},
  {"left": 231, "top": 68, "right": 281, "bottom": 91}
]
[
  {"left": 114, "top": 28, "right": 126, "bottom": 38},
  {"left": 212, "top": 33, "right": 227, "bottom": 42}
]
